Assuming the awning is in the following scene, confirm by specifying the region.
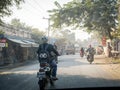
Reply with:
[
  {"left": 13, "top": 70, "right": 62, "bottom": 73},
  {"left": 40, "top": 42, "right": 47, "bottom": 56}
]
[
  {"left": 21, "top": 40, "right": 39, "bottom": 47},
  {"left": 8, "top": 38, "right": 39, "bottom": 47}
]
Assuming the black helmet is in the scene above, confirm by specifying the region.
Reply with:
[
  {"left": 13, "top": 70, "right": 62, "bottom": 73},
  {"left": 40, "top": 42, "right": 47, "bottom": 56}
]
[{"left": 41, "top": 36, "right": 48, "bottom": 43}]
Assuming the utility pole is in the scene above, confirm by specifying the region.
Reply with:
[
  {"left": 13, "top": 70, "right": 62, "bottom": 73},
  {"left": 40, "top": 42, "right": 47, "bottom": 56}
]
[
  {"left": 54, "top": 1, "right": 62, "bottom": 9},
  {"left": 43, "top": 17, "right": 50, "bottom": 43}
]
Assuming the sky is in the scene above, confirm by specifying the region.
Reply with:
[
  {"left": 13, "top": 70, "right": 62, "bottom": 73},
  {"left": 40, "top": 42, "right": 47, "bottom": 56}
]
[
  {"left": 3, "top": 0, "right": 91, "bottom": 41},
  {"left": 74, "top": 30, "right": 92, "bottom": 41}
]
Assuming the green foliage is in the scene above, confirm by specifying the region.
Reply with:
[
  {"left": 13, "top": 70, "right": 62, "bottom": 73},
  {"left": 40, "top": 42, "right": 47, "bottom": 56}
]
[
  {"left": 10, "top": 18, "right": 33, "bottom": 30},
  {"left": 55, "top": 37, "right": 67, "bottom": 48},
  {"left": 115, "top": 0, "right": 120, "bottom": 39},
  {"left": 49, "top": 0, "right": 118, "bottom": 40},
  {"left": 0, "top": 0, "right": 24, "bottom": 24},
  {"left": 10, "top": 18, "right": 45, "bottom": 43},
  {"left": 31, "top": 28, "right": 45, "bottom": 44},
  {"left": 11, "top": 18, "right": 26, "bottom": 28},
  {"left": 0, "top": 30, "right": 4, "bottom": 34}
]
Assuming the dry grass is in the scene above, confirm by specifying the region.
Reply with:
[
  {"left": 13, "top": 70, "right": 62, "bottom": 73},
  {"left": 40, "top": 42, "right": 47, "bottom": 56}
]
[{"left": 106, "top": 57, "right": 120, "bottom": 64}]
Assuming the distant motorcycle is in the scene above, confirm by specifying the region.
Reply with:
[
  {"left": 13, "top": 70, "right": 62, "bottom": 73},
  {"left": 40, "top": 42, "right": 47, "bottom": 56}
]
[
  {"left": 37, "top": 62, "right": 54, "bottom": 90},
  {"left": 80, "top": 51, "right": 84, "bottom": 58},
  {"left": 86, "top": 52, "right": 94, "bottom": 64}
]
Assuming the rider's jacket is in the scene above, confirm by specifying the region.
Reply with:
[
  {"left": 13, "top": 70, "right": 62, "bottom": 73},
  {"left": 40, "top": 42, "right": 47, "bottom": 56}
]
[
  {"left": 86, "top": 47, "right": 96, "bottom": 55},
  {"left": 37, "top": 43, "right": 59, "bottom": 63}
]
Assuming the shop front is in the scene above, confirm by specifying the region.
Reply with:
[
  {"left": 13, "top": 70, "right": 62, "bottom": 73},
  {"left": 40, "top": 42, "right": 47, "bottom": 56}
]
[{"left": 0, "top": 36, "right": 39, "bottom": 65}]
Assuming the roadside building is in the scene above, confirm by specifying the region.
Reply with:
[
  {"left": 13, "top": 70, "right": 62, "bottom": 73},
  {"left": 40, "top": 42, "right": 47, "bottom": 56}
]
[
  {"left": 0, "top": 24, "right": 39, "bottom": 65},
  {"left": 103, "top": 38, "right": 120, "bottom": 58}
]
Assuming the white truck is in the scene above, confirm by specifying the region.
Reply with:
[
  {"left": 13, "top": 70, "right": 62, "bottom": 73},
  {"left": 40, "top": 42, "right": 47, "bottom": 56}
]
[{"left": 65, "top": 44, "right": 75, "bottom": 55}]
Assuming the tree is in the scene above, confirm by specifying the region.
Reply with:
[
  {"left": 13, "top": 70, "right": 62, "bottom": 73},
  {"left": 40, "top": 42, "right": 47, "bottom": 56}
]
[
  {"left": 48, "top": 0, "right": 118, "bottom": 40},
  {"left": 31, "top": 28, "right": 46, "bottom": 44},
  {"left": 10, "top": 18, "right": 45, "bottom": 44},
  {"left": 10, "top": 18, "right": 33, "bottom": 30},
  {"left": 11, "top": 18, "right": 26, "bottom": 28},
  {"left": 0, "top": 0, "right": 24, "bottom": 24},
  {"left": 114, "top": 0, "right": 120, "bottom": 38}
]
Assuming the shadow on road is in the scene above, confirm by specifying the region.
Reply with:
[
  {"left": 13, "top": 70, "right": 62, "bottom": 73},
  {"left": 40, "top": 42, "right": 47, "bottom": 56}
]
[
  {"left": 58, "top": 55, "right": 112, "bottom": 68},
  {"left": 1, "top": 71, "right": 120, "bottom": 90},
  {"left": 48, "top": 74, "right": 120, "bottom": 89},
  {"left": 0, "top": 73, "right": 39, "bottom": 90}
]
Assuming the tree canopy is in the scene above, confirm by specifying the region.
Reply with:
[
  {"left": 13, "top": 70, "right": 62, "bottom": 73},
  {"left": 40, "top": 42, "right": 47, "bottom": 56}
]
[
  {"left": 9, "top": 18, "right": 45, "bottom": 44},
  {"left": 0, "top": 0, "right": 24, "bottom": 24},
  {"left": 48, "top": 0, "right": 118, "bottom": 40}
]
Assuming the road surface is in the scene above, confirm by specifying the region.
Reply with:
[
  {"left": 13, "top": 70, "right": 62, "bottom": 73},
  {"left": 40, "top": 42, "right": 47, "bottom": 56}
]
[{"left": 0, "top": 53, "right": 120, "bottom": 90}]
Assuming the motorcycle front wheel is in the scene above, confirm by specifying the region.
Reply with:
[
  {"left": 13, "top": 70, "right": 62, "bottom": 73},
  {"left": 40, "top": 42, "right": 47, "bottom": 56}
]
[
  {"left": 90, "top": 61, "right": 92, "bottom": 64},
  {"left": 87, "top": 56, "right": 93, "bottom": 64},
  {"left": 46, "top": 71, "right": 54, "bottom": 86},
  {"left": 38, "top": 78, "right": 47, "bottom": 90},
  {"left": 50, "top": 77, "right": 54, "bottom": 86}
]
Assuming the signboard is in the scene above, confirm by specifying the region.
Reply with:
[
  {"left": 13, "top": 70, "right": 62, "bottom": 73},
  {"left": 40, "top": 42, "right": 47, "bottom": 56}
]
[
  {"left": 0, "top": 38, "right": 8, "bottom": 47},
  {"left": 0, "top": 43, "right": 8, "bottom": 47},
  {"left": 0, "top": 43, "right": 6, "bottom": 47},
  {"left": 102, "top": 36, "right": 106, "bottom": 46},
  {"left": 0, "top": 39, "right": 6, "bottom": 43}
]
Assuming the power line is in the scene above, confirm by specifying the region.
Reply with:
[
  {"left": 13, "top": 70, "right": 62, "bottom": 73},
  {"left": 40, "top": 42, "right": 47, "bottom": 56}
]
[
  {"left": 26, "top": 0, "right": 43, "bottom": 13},
  {"left": 33, "top": 0, "right": 45, "bottom": 11},
  {"left": 5, "top": 0, "right": 50, "bottom": 29},
  {"left": 12, "top": 0, "right": 50, "bottom": 18},
  {"left": 26, "top": 0, "right": 46, "bottom": 14},
  {"left": 23, "top": 6, "right": 43, "bottom": 17},
  {"left": 26, "top": 0, "right": 51, "bottom": 17},
  {"left": 11, "top": 1, "right": 43, "bottom": 18}
]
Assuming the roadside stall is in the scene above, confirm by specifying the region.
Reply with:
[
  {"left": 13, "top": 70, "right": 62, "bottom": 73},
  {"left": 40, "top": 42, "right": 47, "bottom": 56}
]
[{"left": 0, "top": 35, "right": 39, "bottom": 65}]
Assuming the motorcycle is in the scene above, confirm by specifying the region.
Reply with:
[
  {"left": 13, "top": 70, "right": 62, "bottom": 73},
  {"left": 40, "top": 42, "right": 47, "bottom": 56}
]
[
  {"left": 37, "top": 62, "right": 54, "bottom": 90},
  {"left": 86, "top": 52, "right": 94, "bottom": 64},
  {"left": 80, "top": 51, "right": 84, "bottom": 58}
]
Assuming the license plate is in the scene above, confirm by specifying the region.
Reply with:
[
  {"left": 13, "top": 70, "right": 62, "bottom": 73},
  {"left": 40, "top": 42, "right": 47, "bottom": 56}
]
[{"left": 37, "top": 72, "right": 45, "bottom": 78}]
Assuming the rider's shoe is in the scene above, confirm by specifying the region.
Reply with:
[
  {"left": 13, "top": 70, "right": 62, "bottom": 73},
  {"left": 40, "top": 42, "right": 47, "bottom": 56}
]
[{"left": 52, "top": 77, "right": 58, "bottom": 80}]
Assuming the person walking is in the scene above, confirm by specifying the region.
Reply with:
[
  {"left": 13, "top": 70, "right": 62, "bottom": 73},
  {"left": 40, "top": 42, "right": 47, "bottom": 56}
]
[
  {"left": 53, "top": 43, "right": 58, "bottom": 63},
  {"left": 107, "top": 43, "right": 112, "bottom": 57}
]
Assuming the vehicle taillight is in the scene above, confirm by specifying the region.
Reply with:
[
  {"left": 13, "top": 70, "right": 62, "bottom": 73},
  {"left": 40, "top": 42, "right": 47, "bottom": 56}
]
[
  {"left": 40, "top": 62, "right": 49, "bottom": 67},
  {"left": 39, "top": 68, "right": 44, "bottom": 72}
]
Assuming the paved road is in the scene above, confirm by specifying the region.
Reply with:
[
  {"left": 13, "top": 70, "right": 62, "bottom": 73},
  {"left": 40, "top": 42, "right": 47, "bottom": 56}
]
[{"left": 0, "top": 53, "right": 120, "bottom": 90}]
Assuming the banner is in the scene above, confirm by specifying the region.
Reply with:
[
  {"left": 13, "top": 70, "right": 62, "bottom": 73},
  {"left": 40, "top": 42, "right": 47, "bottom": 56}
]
[{"left": 102, "top": 36, "right": 106, "bottom": 46}]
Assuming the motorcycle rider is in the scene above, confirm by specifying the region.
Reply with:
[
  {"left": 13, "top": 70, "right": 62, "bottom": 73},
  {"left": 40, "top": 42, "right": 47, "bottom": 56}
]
[
  {"left": 37, "top": 36, "right": 60, "bottom": 80},
  {"left": 86, "top": 45, "right": 96, "bottom": 61},
  {"left": 80, "top": 47, "right": 84, "bottom": 57}
]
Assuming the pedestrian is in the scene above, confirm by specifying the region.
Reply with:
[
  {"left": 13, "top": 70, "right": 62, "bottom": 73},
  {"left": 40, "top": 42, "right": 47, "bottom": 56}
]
[
  {"left": 37, "top": 36, "right": 60, "bottom": 80},
  {"left": 107, "top": 43, "right": 112, "bottom": 57},
  {"left": 80, "top": 47, "right": 84, "bottom": 57},
  {"left": 53, "top": 43, "right": 58, "bottom": 63}
]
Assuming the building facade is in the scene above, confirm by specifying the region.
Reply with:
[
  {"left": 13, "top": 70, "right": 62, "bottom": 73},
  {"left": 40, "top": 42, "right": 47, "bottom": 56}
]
[{"left": 0, "top": 24, "right": 39, "bottom": 65}]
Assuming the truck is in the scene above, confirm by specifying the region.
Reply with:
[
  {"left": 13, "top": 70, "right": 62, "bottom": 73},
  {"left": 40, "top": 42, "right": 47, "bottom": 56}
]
[{"left": 65, "top": 44, "right": 75, "bottom": 55}]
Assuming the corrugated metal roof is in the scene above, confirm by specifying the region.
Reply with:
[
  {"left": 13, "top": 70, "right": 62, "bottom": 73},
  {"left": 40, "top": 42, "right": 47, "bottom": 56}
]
[{"left": 8, "top": 38, "right": 39, "bottom": 47}]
